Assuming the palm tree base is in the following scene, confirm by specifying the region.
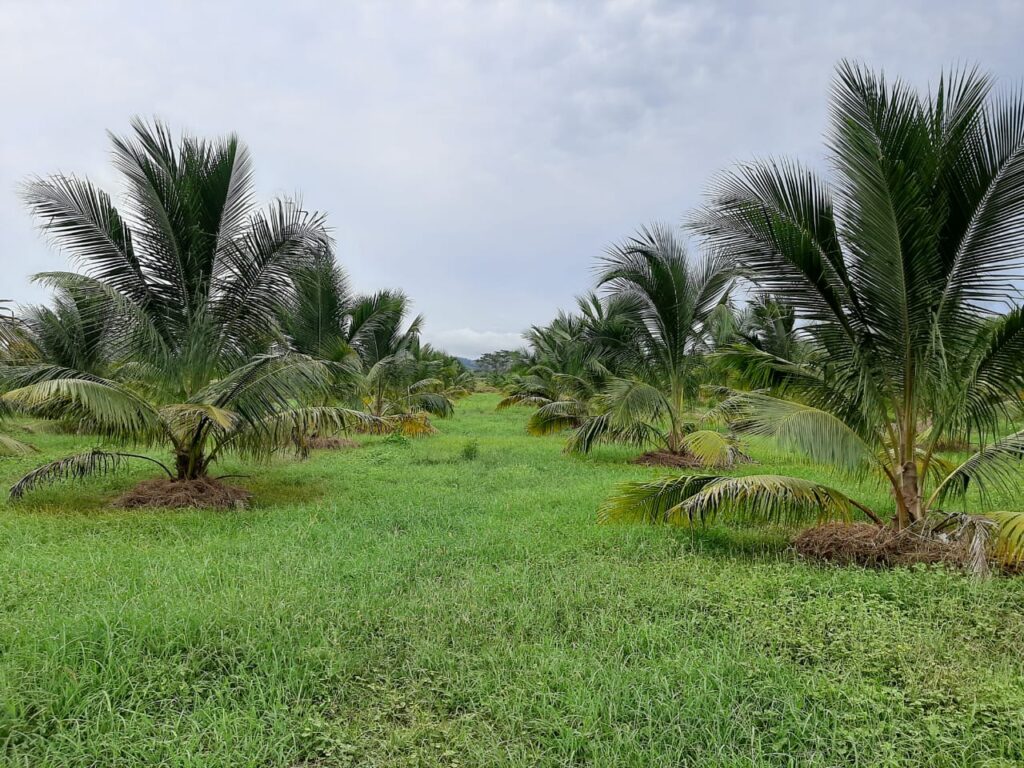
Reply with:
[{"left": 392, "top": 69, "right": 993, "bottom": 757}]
[{"left": 111, "top": 477, "right": 252, "bottom": 510}]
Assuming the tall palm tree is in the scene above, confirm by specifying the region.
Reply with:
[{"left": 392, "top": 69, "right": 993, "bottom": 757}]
[
  {"left": 603, "top": 62, "right": 1024, "bottom": 564},
  {"left": 536, "top": 225, "right": 738, "bottom": 463},
  {"left": 2, "top": 119, "right": 373, "bottom": 498}
]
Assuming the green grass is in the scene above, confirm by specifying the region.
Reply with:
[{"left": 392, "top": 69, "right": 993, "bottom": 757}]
[{"left": 1, "top": 393, "right": 1023, "bottom": 766}]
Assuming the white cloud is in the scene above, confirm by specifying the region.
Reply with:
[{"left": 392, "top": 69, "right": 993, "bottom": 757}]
[
  {"left": 425, "top": 328, "right": 526, "bottom": 359},
  {"left": 3, "top": 0, "right": 1023, "bottom": 349}
]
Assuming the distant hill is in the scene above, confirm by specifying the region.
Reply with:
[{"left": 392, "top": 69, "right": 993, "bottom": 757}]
[{"left": 456, "top": 356, "right": 479, "bottom": 371}]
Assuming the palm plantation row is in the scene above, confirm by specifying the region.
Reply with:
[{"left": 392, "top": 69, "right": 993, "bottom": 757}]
[
  {"left": 0, "top": 119, "right": 470, "bottom": 500},
  {"left": 498, "top": 62, "right": 1024, "bottom": 570},
  {"left": 3, "top": 61, "right": 1024, "bottom": 572}
]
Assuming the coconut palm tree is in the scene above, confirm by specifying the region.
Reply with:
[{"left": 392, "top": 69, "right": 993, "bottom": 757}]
[
  {"left": 0, "top": 304, "right": 36, "bottom": 457},
  {"left": 282, "top": 249, "right": 424, "bottom": 370},
  {"left": 2, "top": 118, "right": 374, "bottom": 499},
  {"left": 17, "top": 280, "right": 114, "bottom": 376},
  {"left": 603, "top": 62, "right": 1024, "bottom": 565},
  {"left": 535, "top": 225, "right": 740, "bottom": 464},
  {"left": 500, "top": 292, "right": 638, "bottom": 438}
]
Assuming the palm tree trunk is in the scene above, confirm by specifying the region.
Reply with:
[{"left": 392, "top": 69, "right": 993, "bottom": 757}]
[
  {"left": 896, "top": 460, "right": 922, "bottom": 529},
  {"left": 174, "top": 449, "right": 207, "bottom": 481}
]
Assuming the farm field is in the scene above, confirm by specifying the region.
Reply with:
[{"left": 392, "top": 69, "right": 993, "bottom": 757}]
[{"left": 2, "top": 393, "right": 1023, "bottom": 767}]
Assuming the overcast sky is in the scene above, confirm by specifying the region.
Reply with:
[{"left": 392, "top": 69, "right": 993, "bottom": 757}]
[{"left": 2, "top": 1, "right": 1023, "bottom": 357}]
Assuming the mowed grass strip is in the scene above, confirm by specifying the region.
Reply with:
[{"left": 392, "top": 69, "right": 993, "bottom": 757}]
[{"left": 1, "top": 394, "right": 1023, "bottom": 766}]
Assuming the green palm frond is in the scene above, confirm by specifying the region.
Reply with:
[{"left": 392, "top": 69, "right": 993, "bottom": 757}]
[
  {"left": 982, "top": 511, "right": 1024, "bottom": 566},
  {"left": 598, "top": 378, "right": 670, "bottom": 431},
  {"left": 679, "top": 430, "right": 746, "bottom": 468},
  {"left": 600, "top": 473, "right": 868, "bottom": 527},
  {"left": 497, "top": 393, "right": 552, "bottom": 410},
  {"left": 929, "top": 430, "right": 1024, "bottom": 506},
  {"left": 598, "top": 474, "right": 721, "bottom": 524},
  {"left": 3, "top": 376, "right": 162, "bottom": 444},
  {"left": 409, "top": 391, "right": 454, "bottom": 418},
  {"left": 729, "top": 392, "right": 880, "bottom": 473},
  {"left": 527, "top": 400, "right": 589, "bottom": 436},
  {"left": 0, "top": 433, "right": 37, "bottom": 457},
  {"left": 223, "top": 405, "right": 381, "bottom": 459},
  {"left": 159, "top": 403, "right": 238, "bottom": 440}
]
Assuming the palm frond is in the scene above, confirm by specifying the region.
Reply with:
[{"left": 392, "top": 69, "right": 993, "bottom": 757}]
[
  {"left": 527, "top": 400, "right": 589, "bottom": 436},
  {"left": 0, "top": 433, "right": 37, "bottom": 457},
  {"left": 600, "top": 473, "right": 865, "bottom": 527},
  {"left": 679, "top": 430, "right": 746, "bottom": 469},
  {"left": 929, "top": 429, "right": 1024, "bottom": 505},
  {"left": 728, "top": 392, "right": 880, "bottom": 473},
  {"left": 9, "top": 449, "right": 173, "bottom": 500},
  {"left": 223, "top": 405, "right": 382, "bottom": 459},
  {"left": 3, "top": 376, "right": 163, "bottom": 444},
  {"left": 982, "top": 511, "right": 1024, "bottom": 566}
]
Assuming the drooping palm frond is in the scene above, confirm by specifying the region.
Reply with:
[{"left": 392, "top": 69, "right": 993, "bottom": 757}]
[
  {"left": 0, "top": 433, "right": 37, "bottom": 457},
  {"left": 8, "top": 448, "right": 172, "bottom": 500},
  {"left": 982, "top": 511, "right": 1024, "bottom": 566},
  {"left": 678, "top": 430, "right": 748, "bottom": 469},
  {"left": 527, "top": 399, "right": 590, "bottom": 436},
  {"left": 727, "top": 392, "right": 881, "bottom": 474},
  {"left": 222, "top": 405, "right": 383, "bottom": 460},
  {"left": 3, "top": 376, "right": 163, "bottom": 444},
  {"left": 408, "top": 390, "right": 455, "bottom": 418},
  {"left": 928, "top": 429, "right": 1024, "bottom": 506},
  {"left": 600, "top": 473, "right": 868, "bottom": 527},
  {"left": 597, "top": 474, "right": 721, "bottom": 524}
]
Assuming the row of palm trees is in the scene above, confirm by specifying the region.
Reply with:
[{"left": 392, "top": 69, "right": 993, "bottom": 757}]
[
  {"left": 503, "top": 62, "right": 1024, "bottom": 565},
  {"left": 0, "top": 119, "right": 468, "bottom": 498}
]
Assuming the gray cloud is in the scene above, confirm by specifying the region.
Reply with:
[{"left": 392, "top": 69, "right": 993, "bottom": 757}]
[{"left": 3, "top": 0, "right": 1023, "bottom": 357}]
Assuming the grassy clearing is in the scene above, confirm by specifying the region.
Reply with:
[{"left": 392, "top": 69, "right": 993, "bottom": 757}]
[{"left": 1, "top": 393, "right": 1023, "bottom": 766}]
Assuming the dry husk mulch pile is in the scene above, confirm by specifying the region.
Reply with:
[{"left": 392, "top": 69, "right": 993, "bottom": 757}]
[
  {"left": 112, "top": 477, "right": 253, "bottom": 510},
  {"left": 792, "top": 522, "right": 969, "bottom": 570},
  {"left": 307, "top": 436, "right": 360, "bottom": 450},
  {"left": 629, "top": 449, "right": 755, "bottom": 469},
  {"left": 630, "top": 451, "right": 706, "bottom": 468}
]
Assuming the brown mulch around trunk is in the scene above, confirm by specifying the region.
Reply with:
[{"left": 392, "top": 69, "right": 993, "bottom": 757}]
[
  {"left": 307, "top": 436, "right": 360, "bottom": 450},
  {"left": 792, "top": 522, "right": 968, "bottom": 570},
  {"left": 112, "top": 477, "right": 253, "bottom": 510},
  {"left": 629, "top": 449, "right": 755, "bottom": 469},
  {"left": 630, "top": 451, "right": 705, "bottom": 468}
]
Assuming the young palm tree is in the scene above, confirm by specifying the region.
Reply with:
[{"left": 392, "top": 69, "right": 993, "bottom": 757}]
[
  {"left": 603, "top": 62, "right": 1024, "bottom": 564},
  {"left": 0, "top": 304, "right": 36, "bottom": 457},
  {"left": 501, "top": 292, "right": 638, "bottom": 437},
  {"left": 2, "top": 119, "right": 373, "bottom": 499},
  {"left": 282, "top": 250, "right": 423, "bottom": 371},
  {"left": 17, "top": 280, "right": 114, "bottom": 376},
  {"left": 537, "top": 225, "right": 740, "bottom": 464}
]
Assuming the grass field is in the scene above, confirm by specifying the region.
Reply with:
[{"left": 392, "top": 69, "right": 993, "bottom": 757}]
[{"left": 2, "top": 393, "right": 1023, "bottom": 766}]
